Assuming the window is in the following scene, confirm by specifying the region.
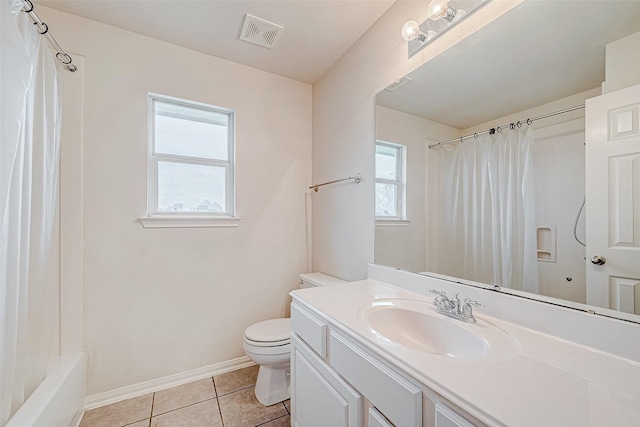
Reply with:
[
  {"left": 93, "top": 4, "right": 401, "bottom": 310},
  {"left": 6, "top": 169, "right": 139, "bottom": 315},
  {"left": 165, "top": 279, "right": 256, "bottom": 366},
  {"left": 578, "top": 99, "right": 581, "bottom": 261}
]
[
  {"left": 142, "top": 94, "right": 238, "bottom": 228},
  {"left": 375, "top": 141, "right": 406, "bottom": 220}
]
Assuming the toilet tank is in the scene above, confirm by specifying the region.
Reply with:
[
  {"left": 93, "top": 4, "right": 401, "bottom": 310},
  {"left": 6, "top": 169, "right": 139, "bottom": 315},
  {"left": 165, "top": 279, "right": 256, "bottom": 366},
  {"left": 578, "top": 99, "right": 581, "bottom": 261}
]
[{"left": 298, "top": 272, "right": 346, "bottom": 289}]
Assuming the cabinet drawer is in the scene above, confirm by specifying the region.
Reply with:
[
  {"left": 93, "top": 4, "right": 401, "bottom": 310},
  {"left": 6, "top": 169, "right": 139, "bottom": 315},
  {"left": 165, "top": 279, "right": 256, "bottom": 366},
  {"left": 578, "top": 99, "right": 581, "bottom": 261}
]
[
  {"left": 330, "top": 332, "right": 422, "bottom": 427},
  {"left": 291, "top": 302, "right": 328, "bottom": 358}
]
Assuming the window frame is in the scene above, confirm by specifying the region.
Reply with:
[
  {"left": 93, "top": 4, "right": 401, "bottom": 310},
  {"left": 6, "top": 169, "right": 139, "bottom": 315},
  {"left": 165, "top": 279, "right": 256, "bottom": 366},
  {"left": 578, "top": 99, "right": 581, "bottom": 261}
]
[
  {"left": 141, "top": 93, "right": 239, "bottom": 228},
  {"left": 375, "top": 140, "right": 407, "bottom": 222}
]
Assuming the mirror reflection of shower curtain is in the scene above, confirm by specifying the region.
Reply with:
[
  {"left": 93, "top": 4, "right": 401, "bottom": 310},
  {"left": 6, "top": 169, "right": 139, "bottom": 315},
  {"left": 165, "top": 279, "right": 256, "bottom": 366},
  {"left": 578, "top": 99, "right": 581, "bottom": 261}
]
[{"left": 439, "top": 127, "right": 539, "bottom": 293}]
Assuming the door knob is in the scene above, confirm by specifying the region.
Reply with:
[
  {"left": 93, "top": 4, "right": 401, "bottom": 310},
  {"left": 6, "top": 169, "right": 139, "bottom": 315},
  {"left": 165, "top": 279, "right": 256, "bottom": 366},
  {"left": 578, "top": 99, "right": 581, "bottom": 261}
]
[{"left": 591, "top": 255, "right": 606, "bottom": 265}]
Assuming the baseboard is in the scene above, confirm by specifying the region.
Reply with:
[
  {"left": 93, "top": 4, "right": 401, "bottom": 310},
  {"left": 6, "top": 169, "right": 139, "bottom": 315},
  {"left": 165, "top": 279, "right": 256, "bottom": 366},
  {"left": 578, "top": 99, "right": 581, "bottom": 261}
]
[
  {"left": 70, "top": 409, "right": 84, "bottom": 427},
  {"left": 84, "top": 356, "right": 255, "bottom": 410}
]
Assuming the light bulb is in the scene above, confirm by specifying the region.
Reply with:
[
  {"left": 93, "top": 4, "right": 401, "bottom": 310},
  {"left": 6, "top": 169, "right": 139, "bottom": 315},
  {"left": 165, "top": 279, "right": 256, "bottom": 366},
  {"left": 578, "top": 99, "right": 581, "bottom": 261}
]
[
  {"left": 427, "top": 0, "right": 457, "bottom": 22},
  {"left": 427, "top": 0, "right": 449, "bottom": 20},
  {"left": 401, "top": 21, "right": 426, "bottom": 41},
  {"left": 401, "top": 21, "right": 421, "bottom": 41}
]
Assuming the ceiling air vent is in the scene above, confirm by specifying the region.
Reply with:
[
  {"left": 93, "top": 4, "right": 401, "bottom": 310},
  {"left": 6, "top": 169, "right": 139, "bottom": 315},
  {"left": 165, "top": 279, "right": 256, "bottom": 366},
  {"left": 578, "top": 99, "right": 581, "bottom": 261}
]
[{"left": 239, "top": 14, "right": 284, "bottom": 49}]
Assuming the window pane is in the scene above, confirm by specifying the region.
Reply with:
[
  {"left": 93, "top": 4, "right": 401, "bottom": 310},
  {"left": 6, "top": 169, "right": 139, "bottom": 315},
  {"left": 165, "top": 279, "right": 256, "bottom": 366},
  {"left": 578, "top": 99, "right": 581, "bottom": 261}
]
[
  {"left": 157, "top": 161, "right": 226, "bottom": 213},
  {"left": 155, "top": 101, "right": 229, "bottom": 161},
  {"left": 375, "top": 183, "right": 397, "bottom": 217},
  {"left": 376, "top": 144, "right": 398, "bottom": 180}
]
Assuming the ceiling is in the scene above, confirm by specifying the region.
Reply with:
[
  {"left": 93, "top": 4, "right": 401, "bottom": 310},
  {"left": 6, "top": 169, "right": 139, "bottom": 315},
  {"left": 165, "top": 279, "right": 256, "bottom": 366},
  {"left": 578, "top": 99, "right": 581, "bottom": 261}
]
[
  {"left": 376, "top": 0, "right": 640, "bottom": 129},
  {"left": 36, "top": 0, "right": 395, "bottom": 84}
]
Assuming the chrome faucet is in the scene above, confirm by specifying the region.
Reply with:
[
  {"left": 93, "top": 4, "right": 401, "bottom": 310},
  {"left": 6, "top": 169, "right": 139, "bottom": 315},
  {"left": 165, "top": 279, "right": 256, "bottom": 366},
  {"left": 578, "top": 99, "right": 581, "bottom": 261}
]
[{"left": 429, "top": 290, "right": 484, "bottom": 323}]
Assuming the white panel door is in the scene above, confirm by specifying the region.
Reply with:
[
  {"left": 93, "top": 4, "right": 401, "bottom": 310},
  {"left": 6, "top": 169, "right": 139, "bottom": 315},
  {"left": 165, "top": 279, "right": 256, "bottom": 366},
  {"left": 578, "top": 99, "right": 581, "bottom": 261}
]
[{"left": 585, "top": 84, "right": 640, "bottom": 316}]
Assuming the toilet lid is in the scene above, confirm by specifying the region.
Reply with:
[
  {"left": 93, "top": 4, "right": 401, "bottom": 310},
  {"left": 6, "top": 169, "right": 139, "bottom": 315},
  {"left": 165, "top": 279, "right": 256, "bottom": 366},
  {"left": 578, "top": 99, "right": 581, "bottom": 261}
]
[{"left": 244, "top": 318, "right": 291, "bottom": 343}]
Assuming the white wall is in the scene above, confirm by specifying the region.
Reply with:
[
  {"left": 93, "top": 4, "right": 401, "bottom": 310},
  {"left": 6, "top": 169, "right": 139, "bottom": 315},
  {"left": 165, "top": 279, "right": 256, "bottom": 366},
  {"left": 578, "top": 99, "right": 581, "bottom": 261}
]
[
  {"left": 312, "top": 0, "right": 524, "bottom": 281},
  {"left": 374, "top": 106, "right": 458, "bottom": 272},
  {"left": 40, "top": 7, "right": 312, "bottom": 396},
  {"left": 532, "top": 121, "right": 586, "bottom": 303},
  {"left": 605, "top": 31, "right": 640, "bottom": 93}
]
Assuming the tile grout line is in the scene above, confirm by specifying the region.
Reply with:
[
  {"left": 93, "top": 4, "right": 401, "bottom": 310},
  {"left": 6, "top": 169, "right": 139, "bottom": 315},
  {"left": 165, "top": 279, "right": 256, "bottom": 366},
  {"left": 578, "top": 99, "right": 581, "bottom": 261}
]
[
  {"left": 149, "top": 392, "right": 155, "bottom": 426},
  {"left": 118, "top": 394, "right": 155, "bottom": 427},
  {"left": 211, "top": 376, "right": 218, "bottom": 399},
  {"left": 216, "top": 384, "right": 254, "bottom": 398},
  {"left": 213, "top": 376, "right": 226, "bottom": 427},
  {"left": 151, "top": 396, "right": 219, "bottom": 417},
  {"left": 255, "top": 413, "right": 291, "bottom": 426}
]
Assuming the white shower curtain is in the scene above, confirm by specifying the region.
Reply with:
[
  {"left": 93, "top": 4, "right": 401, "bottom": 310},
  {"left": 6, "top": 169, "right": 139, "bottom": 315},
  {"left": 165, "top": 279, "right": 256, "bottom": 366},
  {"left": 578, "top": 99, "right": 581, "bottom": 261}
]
[
  {"left": 439, "top": 127, "right": 538, "bottom": 293},
  {"left": 1, "top": 0, "right": 63, "bottom": 423}
]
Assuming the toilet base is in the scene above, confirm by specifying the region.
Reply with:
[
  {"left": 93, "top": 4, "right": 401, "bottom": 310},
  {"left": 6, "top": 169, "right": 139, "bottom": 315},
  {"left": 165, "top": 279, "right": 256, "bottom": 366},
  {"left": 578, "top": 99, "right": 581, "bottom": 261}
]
[{"left": 254, "top": 363, "right": 290, "bottom": 406}]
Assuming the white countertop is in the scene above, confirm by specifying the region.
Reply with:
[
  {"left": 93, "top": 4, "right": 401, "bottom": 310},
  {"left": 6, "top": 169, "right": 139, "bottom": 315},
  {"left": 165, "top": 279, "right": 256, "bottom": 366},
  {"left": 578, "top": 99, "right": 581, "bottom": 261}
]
[{"left": 291, "top": 279, "right": 640, "bottom": 427}]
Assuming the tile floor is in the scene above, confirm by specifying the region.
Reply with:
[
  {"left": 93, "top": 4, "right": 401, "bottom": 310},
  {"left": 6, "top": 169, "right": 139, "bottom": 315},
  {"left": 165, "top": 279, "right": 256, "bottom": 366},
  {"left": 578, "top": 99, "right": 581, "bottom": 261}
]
[{"left": 79, "top": 365, "right": 291, "bottom": 427}]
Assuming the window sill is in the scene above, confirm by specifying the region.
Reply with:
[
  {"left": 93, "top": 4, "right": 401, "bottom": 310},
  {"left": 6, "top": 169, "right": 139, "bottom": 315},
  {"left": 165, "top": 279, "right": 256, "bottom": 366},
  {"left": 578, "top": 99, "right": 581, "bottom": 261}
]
[
  {"left": 376, "top": 219, "right": 411, "bottom": 227},
  {"left": 139, "top": 215, "right": 242, "bottom": 228}
]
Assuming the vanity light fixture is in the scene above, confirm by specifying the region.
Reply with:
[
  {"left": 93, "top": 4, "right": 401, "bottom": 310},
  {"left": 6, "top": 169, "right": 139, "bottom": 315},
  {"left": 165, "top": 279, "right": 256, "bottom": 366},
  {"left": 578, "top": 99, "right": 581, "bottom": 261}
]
[{"left": 402, "top": 0, "right": 490, "bottom": 57}]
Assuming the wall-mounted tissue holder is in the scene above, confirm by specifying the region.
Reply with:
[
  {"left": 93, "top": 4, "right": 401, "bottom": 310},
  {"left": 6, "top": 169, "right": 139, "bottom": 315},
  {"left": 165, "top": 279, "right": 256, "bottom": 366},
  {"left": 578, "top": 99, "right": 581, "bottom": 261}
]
[{"left": 536, "top": 226, "right": 556, "bottom": 262}]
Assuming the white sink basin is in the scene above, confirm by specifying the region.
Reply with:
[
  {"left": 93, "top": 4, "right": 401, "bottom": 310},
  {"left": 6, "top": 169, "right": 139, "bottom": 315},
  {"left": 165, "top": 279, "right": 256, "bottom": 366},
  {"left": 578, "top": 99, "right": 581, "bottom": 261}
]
[{"left": 360, "top": 299, "right": 519, "bottom": 361}]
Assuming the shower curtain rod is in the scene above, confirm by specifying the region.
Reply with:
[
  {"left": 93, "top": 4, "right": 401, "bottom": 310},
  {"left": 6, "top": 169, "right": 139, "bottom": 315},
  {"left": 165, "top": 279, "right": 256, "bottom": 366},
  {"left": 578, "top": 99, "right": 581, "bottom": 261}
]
[
  {"left": 309, "top": 173, "right": 362, "bottom": 192},
  {"left": 22, "top": 0, "right": 77, "bottom": 72},
  {"left": 428, "top": 104, "right": 585, "bottom": 149}
]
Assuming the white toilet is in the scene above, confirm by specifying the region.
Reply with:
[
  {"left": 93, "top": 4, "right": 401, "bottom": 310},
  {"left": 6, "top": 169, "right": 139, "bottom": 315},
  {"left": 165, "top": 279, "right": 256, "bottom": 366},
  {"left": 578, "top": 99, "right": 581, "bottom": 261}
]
[{"left": 243, "top": 272, "right": 346, "bottom": 406}]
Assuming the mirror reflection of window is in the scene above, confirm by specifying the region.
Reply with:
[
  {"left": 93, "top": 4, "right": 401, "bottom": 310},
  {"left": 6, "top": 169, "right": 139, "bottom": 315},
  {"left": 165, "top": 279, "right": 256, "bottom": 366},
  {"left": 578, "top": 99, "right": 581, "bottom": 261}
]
[{"left": 375, "top": 141, "right": 406, "bottom": 219}]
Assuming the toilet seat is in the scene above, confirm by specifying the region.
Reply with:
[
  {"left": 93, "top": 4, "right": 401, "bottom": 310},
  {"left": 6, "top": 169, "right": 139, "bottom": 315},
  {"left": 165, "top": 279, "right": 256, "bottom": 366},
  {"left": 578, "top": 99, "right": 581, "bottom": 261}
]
[
  {"left": 244, "top": 318, "right": 291, "bottom": 345},
  {"left": 244, "top": 337, "right": 290, "bottom": 348}
]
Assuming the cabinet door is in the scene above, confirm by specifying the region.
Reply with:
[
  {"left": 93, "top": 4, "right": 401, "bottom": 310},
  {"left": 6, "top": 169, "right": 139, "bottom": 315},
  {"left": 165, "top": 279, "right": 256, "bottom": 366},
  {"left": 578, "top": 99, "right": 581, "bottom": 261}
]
[
  {"left": 435, "top": 403, "right": 475, "bottom": 427},
  {"left": 291, "top": 335, "right": 362, "bottom": 427},
  {"left": 369, "top": 407, "right": 394, "bottom": 427}
]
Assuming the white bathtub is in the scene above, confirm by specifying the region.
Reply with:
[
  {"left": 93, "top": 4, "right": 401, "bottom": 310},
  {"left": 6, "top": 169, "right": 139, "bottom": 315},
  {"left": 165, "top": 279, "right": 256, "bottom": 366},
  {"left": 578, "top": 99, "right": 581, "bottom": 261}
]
[{"left": 6, "top": 353, "right": 86, "bottom": 427}]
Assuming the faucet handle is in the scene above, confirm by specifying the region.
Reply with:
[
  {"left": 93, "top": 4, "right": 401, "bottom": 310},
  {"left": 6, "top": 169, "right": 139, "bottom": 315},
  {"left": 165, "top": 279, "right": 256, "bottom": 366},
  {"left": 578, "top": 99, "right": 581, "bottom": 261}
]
[
  {"left": 429, "top": 289, "right": 450, "bottom": 307},
  {"left": 463, "top": 298, "right": 485, "bottom": 308},
  {"left": 461, "top": 298, "right": 484, "bottom": 320}
]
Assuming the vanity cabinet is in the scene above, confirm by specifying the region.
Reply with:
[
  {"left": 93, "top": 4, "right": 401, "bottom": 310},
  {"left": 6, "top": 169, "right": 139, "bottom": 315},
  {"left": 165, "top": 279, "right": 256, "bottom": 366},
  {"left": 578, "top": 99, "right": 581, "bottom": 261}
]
[
  {"left": 291, "top": 299, "right": 483, "bottom": 427},
  {"left": 292, "top": 277, "right": 640, "bottom": 426},
  {"left": 291, "top": 302, "right": 362, "bottom": 426},
  {"left": 291, "top": 335, "right": 362, "bottom": 427}
]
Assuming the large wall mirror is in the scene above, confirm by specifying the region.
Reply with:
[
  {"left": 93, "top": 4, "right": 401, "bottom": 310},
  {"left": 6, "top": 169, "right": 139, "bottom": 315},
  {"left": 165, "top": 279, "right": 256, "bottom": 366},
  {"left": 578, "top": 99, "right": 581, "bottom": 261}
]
[{"left": 375, "top": 0, "right": 640, "bottom": 323}]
